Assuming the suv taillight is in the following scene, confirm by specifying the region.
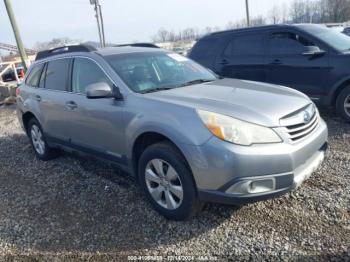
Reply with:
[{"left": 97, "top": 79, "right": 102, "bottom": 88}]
[{"left": 16, "top": 87, "right": 20, "bottom": 96}]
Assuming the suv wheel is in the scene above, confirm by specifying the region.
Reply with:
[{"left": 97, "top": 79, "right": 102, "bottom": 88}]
[
  {"left": 336, "top": 86, "right": 350, "bottom": 123},
  {"left": 28, "top": 118, "right": 59, "bottom": 160},
  {"left": 138, "top": 142, "right": 202, "bottom": 220}
]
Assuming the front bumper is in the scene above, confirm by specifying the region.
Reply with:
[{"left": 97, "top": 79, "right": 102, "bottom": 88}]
[
  {"left": 181, "top": 118, "right": 328, "bottom": 205},
  {"left": 197, "top": 143, "right": 327, "bottom": 205}
]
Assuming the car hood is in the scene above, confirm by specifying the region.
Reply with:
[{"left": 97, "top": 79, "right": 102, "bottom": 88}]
[{"left": 147, "top": 78, "right": 311, "bottom": 127}]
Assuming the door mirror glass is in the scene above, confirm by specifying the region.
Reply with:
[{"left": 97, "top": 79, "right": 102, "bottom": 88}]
[
  {"left": 86, "top": 82, "right": 114, "bottom": 99},
  {"left": 302, "top": 46, "right": 326, "bottom": 56}
]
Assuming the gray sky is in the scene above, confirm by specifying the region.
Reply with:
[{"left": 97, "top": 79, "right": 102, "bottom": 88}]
[{"left": 0, "top": 0, "right": 293, "bottom": 48}]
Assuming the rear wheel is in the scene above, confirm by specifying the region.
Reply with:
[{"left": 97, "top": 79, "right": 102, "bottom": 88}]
[
  {"left": 138, "top": 142, "right": 202, "bottom": 220},
  {"left": 27, "top": 118, "right": 59, "bottom": 160},
  {"left": 336, "top": 86, "right": 350, "bottom": 123}
]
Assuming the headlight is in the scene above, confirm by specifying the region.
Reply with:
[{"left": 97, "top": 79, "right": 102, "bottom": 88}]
[{"left": 197, "top": 110, "right": 282, "bottom": 146}]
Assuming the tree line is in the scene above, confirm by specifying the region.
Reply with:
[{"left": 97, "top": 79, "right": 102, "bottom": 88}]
[{"left": 151, "top": 0, "right": 350, "bottom": 43}]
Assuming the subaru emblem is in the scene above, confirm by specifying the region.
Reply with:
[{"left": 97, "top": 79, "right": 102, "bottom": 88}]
[{"left": 303, "top": 111, "right": 311, "bottom": 123}]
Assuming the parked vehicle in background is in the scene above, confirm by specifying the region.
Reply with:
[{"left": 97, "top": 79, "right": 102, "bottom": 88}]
[
  {"left": 342, "top": 26, "right": 350, "bottom": 36},
  {"left": 189, "top": 24, "right": 350, "bottom": 123},
  {"left": 1, "top": 67, "right": 25, "bottom": 82},
  {"left": 17, "top": 45, "right": 327, "bottom": 220},
  {"left": 324, "top": 23, "right": 344, "bottom": 33},
  {"left": 172, "top": 47, "right": 187, "bottom": 55}
]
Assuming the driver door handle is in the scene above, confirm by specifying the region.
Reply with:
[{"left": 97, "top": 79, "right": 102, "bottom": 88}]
[
  {"left": 270, "top": 59, "right": 283, "bottom": 65},
  {"left": 219, "top": 59, "right": 229, "bottom": 65},
  {"left": 34, "top": 95, "right": 41, "bottom": 102},
  {"left": 65, "top": 101, "right": 78, "bottom": 110}
]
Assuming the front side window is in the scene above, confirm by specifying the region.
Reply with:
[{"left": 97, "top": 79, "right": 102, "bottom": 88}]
[
  {"left": 223, "top": 34, "right": 264, "bottom": 56},
  {"left": 44, "top": 59, "right": 71, "bottom": 91},
  {"left": 106, "top": 52, "right": 216, "bottom": 93},
  {"left": 269, "top": 32, "right": 316, "bottom": 55},
  {"left": 26, "top": 63, "right": 44, "bottom": 87},
  {"left": 72, "top": 58, "right": 112, "bottom": 93}
]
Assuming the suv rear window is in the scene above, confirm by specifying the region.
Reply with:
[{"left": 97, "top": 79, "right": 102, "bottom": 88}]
[
  {"left": 44, "top": 59, "right": 71, "bottom": 91},
  {"left": 190, "top": 38, "right": 221, "bottom": 58},
  {"left": 26, "top": 63, "right": 45, "bottom": 87}
]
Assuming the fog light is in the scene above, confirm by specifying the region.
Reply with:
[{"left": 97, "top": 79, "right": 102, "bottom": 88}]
[
  {"left": 248, "top": 179, "right": 275, "bottom": 194},
  {"left": 226, "top": 178, "right": 276, "bottom": 195}
]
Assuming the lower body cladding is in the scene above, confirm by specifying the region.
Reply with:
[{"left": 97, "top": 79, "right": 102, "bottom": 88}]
[{"left": 181, "top": 119, "right": 328, "bottom": 205}]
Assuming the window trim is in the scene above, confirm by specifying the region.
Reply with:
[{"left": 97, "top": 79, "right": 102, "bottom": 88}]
[{"left": 25, "top": 55, "right": 119, "bottom": 95}]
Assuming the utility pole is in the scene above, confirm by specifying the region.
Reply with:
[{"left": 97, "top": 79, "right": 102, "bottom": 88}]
[
  {"left": 245, "top": 0, "right": 250, "bottom": 27},
  {"left": 90, "top": 0, "right": 106, "bottom": 47},
  {"left": 4, "top": 0, "right": 28, "bottom": 71}
]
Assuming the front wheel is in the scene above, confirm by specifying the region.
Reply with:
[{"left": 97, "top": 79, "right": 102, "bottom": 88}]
[
  {"left": 138, "top": 142, "right": 202, "bottom": 220},
  {"left": 336, "top": 86, "right": 350, "bottom": 123}
]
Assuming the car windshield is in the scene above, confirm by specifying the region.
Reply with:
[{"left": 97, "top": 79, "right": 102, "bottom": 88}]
[
  {"left": 304, "top": 25, "right": 350, "bottom": 51},
  {"left": 105, "top": 52, "right": 217, "bottom": 93}
]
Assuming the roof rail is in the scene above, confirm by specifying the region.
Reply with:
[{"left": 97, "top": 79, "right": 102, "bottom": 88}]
[
  {"left": 35, "top": 44, "right": 97, "bottom": 61},
  {"left": 114, "top": 43, "right": 159, "bottom": 48}
]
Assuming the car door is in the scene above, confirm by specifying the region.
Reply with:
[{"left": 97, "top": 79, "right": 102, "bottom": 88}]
[
  {"left": 214, "top": 32, "right": 267, "bottom": 82},
  {"left": 35, "top": 58, "right": 73, "bottom": 143},
  {"left": 65, "top": 57, "right": 126, "bottom": 164},
  {"left": 266, "top": 30, "right": 330, "bottom": 96}
]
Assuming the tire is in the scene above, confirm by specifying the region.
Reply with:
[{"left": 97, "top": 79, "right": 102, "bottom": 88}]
[
  {"left": 336, "top": 86, "right": 350, "bottom": 123},
  {"left": 27, "top": 118, "right": 59, "bottom": 161},
  {"left": 138, "top": 142, "right": 202, "bottom": 220}
]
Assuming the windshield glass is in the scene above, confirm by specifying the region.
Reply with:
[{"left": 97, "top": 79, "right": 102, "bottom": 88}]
[
  {"left": 304, "top": 25, "right": 350, "bottom": 51},
  {"left": 105, "top": 52, "right": 217, "bottom": 93}
]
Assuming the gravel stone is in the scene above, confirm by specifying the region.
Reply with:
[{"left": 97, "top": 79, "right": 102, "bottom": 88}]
[{"left": 0, "top": 105, "right": 349, "bottom": 261}]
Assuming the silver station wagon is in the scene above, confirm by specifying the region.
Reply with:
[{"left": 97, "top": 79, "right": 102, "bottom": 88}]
[{"left": 16, "top": 45, "right": 328, "bottom": 220}]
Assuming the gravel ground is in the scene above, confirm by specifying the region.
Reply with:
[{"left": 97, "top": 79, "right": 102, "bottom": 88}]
[{"left": 0, "top": 105, "right": 349, "bottom": 261}]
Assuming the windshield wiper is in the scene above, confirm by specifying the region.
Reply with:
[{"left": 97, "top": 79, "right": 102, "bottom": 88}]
[
  {"left": 140, "top": 87, "right": 174, "bottom": 94},
  {"left": 178, "top": 79, "right": 215, "bottom": 87}
]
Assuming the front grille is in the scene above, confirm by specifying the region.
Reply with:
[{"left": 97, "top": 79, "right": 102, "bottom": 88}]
[{"left": 285, "top": 112, "right": 319, "bottom": 142}]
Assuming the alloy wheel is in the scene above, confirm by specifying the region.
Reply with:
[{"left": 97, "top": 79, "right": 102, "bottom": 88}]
[
  {"left": 30, "top": 124, "right": 45, "bottom": 155},
  {"left": 344, "top": 94, "right": 350, "bottom": 117},
  {"left": 145, "top": 159, "right": 184, "bottom": 210}
]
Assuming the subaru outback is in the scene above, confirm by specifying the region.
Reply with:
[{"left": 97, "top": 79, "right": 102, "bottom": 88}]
[{"left": 16, "top": 45, "right": 328, "bottom": 220}]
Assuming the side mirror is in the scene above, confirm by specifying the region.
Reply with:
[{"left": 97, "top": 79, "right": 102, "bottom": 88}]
[
  {"left": 86, "top": 82, "right": 123, "bottom": 99},
  {"left": 302, "top": 46, "right": 326, "bottom": 57}
]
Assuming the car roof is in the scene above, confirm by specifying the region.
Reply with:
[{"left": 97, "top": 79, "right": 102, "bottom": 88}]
[
  {"left": 205, "top": 23, "right": 326, "bottom": 38},
  {"left": 34, "top": 45, "right": 167, "bottom": 62}
]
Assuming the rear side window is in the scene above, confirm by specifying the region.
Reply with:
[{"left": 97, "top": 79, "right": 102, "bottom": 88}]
[
  {"left": 269, "top": 32, "right": 315, "bottom": 55},
  {"left": 25, "top": 63, "right": 44, "bottom": 87},
  {"left": 72, "top": 58, "right": 112, "bottom": 93},
  {"left": 190, "top": 38, "right": 221, "bottom": 58},
  {"left": 223, "top": 34, "right": 264, "bottom": 56},
  {"left": 44, "top": 59, "right": 71, "bottom": 91},
  {"left": 38, "top": 63, "right": 47, "bottom": 88}
]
